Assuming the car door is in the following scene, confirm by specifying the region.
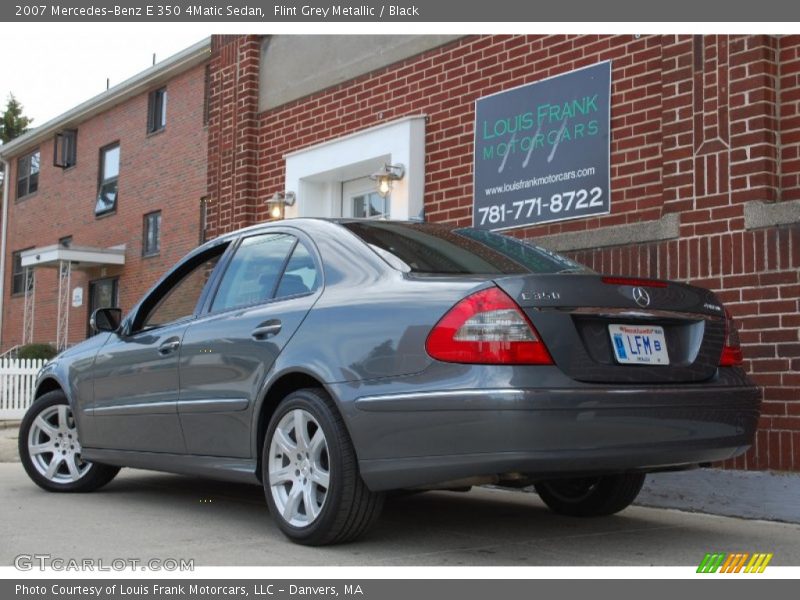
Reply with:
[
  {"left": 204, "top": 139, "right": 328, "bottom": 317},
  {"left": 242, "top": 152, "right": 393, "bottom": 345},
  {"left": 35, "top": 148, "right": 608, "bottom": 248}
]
[
  {"left": 87, "top": 245, "right": 227, "bottom": 453},
  {"left": 178, "top": 231, "right": 323, "bottom": 458}
]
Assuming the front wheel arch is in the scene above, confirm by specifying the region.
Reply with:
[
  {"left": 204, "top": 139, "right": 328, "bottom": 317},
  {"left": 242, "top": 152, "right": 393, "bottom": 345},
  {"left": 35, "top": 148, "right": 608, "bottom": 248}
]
[{"left": 34, "top": 377, "right": 64, "bottom": 401}]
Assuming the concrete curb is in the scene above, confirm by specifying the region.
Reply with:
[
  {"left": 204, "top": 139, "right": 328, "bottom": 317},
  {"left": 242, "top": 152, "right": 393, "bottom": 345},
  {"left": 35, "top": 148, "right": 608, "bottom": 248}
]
[
  {"left": 504, "top": 468, "right": 800, "bottom": 524},
  {"left": 636, "top": 468, "right": 800, "bottom": 524}
]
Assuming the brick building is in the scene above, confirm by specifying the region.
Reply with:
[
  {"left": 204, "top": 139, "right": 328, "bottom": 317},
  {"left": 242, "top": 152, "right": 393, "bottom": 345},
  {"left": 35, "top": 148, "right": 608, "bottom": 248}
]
[
  {"left": 0, "top": 38, "right": 210, "bottom": 350},
  {"left": 204, "top": 34, "right": 800, "bottom": 472}
]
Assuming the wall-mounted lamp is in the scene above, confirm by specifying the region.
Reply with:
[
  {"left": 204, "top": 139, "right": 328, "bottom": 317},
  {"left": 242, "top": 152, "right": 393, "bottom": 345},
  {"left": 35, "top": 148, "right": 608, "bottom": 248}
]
[
  {"left": 266, "top": 191, "right": 296, "bottom": 220},
  {"left": 369, "top": 163, "right": 405, "bottom": 198}
]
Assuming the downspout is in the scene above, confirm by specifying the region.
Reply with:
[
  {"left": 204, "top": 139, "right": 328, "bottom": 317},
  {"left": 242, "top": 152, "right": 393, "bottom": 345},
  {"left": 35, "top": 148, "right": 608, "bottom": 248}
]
[{"left": 0, "top": 158, "right": 10, "bottom": 350}]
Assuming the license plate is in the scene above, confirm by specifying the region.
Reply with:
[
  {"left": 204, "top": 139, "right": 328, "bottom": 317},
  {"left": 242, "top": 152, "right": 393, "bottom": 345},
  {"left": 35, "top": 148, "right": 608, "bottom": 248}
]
[{"left": 609, "top": 324, "right": 670, "bottom": 365}]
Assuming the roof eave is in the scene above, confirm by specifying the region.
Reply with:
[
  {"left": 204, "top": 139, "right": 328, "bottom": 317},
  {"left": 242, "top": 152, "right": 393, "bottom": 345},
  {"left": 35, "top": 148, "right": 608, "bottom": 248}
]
[{"left": 0, "top": 37, "right": 211, "bottom": 160}]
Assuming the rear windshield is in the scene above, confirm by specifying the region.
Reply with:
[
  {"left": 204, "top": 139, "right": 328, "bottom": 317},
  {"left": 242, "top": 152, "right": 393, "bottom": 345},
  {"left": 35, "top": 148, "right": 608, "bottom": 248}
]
[{"left": 340, "top": 221, "right": 591, "bottom": 275}]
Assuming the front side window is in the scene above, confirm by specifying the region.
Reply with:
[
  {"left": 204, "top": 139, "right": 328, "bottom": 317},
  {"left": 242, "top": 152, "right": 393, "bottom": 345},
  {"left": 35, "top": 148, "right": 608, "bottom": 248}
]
[
  {"left": 95, "top": 143, "right": 120, "bottom": 216},
  {"left": 11, "top": 248, "right": 34, "bottom": 295},
  {"left": 54, "top": 129, "right": 77, "bottom": 168},
  {"left": 202, "top": 65, "right": 211, "bottom": 126},
  {"left": 199, "top": 197, "right": 208, "bottom": 244},
  {"left": 143, "top": 211, "right": 161, "bottom": 256},
  {"left": 16, "top": 150, "right": 40, "bottom": 199},
  {"left": 148, "top": 87, "right": 167, "bottom": 133},
  {"left": 138, "top": 247, "right": 225, "bottom": 331},
  {"left": 211, "top": 233, "right": 298, "bottom": 313}
]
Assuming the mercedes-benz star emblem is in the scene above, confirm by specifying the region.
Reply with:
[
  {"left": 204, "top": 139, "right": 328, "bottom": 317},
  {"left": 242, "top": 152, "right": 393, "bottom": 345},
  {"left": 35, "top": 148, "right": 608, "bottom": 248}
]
[{"left": 632, "top": 287, "right": 651, "bottom": 307}]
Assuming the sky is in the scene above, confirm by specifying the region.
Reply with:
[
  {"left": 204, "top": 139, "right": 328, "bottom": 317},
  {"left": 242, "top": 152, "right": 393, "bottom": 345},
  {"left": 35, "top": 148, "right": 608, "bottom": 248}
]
[
  {"left": 1, "top": 21, "right": 786, "bottom": 133},
  {"left": 0, "top": 21, "right": 438, "bottom": 131},
  {"left": 0, "top": 24, "right": 214, "bottom": 128}
]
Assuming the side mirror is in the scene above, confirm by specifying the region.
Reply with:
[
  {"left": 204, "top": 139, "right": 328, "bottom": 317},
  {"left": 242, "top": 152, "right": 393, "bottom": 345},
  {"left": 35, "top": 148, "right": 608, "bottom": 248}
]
[{"left": 90, "top": 308, "right": 122, "bottom": 333}]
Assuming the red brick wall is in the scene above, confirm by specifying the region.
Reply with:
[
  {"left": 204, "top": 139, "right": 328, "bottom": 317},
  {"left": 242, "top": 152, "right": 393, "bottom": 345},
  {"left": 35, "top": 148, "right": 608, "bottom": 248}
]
[
  {"left": 568, "top": 36, "right": 800, "bottom": 471},
  {"left": 207, "top": 34, "right": 799, "bottom": 471},
  {"left": 205, "top": 35, "right": 261, "bottom": 238},
  {"left": 782, "top": 36, "right": 800, "bottom": 202},
  {"left": 2, "top": 63, "right": 208, "bottom": 349},
  {"left": 246, "top": 35, "right": 671, "bottom": 232}
]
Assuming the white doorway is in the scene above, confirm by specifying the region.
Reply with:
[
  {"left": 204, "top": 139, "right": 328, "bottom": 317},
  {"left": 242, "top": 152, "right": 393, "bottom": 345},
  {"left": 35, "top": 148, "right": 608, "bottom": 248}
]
[{"left": 284, "top": 116, "right": 426, "bottom": 221}]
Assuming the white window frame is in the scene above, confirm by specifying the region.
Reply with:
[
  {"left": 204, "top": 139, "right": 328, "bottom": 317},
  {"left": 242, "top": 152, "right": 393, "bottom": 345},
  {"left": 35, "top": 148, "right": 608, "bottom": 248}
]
[
  {"left": 283, "top": 116, "right": 426, "bottom": 221},
  {"left": 342, "top": 177, "right": 390, "bottom": 220}
]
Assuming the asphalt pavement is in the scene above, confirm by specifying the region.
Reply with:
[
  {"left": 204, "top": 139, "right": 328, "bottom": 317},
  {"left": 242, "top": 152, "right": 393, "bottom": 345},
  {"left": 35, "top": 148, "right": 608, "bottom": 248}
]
[
  {"left": 0, "top": 424, "right": 19, "bottom": 462},
  {"left": 2, "top": 462, "right": 799, "bottom": 566}
]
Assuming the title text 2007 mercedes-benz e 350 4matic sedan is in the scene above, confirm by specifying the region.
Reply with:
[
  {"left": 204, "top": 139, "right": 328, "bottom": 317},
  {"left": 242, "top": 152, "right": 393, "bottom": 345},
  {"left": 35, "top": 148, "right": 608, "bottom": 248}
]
[{"left": 19, "top": 219, "right": 760, "bottom": 545}]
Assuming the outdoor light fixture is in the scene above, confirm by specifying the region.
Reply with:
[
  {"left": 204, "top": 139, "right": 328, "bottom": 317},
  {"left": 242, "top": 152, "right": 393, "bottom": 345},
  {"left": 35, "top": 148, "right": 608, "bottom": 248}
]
[
  {"left": 370, "top": 163, "right": 405, "bottom": 198},
  {"left": 266, "top": 191, "right": 296, "bottom": 219}
]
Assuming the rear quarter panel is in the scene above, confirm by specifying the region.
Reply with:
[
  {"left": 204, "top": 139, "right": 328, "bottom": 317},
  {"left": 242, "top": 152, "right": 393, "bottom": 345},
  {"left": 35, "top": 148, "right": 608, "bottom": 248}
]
[{"left": 279, "top": 222, "right": 493, "bottom": 384}]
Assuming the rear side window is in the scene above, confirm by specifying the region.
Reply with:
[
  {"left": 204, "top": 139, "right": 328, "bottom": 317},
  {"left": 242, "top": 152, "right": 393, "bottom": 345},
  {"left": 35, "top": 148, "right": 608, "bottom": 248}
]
[
  {"left": 212, "top": 233, "right": 296, "bottom": 312},
  {"left": 275, "top": 242, "right": 319, "bottom": 298},
  {"left": 341, "top": 221, "right": 590, "bottom": 275}
]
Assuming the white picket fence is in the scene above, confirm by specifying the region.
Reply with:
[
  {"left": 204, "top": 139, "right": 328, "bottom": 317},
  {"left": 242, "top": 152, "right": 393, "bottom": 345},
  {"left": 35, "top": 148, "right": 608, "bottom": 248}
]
[{"left": 0, "top": 358, "right": 47, "bottom": 419}]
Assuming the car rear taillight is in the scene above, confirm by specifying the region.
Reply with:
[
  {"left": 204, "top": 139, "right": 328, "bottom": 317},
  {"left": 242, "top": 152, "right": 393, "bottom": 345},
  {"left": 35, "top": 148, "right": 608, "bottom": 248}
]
[
  {"left": 719, "top": 308, "right": 743, "bottom": 367},
  {"left": 426, "top": 286, "right": 553, "bottom": 365}
]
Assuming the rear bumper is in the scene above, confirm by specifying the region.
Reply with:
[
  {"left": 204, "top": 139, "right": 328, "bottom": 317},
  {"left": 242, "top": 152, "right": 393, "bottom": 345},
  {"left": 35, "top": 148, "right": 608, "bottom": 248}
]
[
  {"left": 335, "top": 366, "right": 760, "bottom": 491},
  {"left": 359, "top": 446, "right": 750, "bottom": 492}
]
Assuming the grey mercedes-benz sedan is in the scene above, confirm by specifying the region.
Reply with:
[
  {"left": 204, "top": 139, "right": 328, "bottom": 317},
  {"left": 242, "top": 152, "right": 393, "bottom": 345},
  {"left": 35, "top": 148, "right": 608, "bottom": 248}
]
[{"left": 20, "top": 219, "right": 760, "bottom": 545}]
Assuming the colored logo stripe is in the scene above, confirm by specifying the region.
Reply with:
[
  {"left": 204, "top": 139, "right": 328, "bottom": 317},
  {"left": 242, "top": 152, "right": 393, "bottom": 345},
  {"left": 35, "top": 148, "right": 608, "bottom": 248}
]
[
  {"left": 745, "top": 553, "right": 773, "bottom": 573},
  {"left": 697, "top": 553, "right": 726, "bottom": 573},
  {"left": 720, "top": 553, "right": 749, "bottom": 573},
  {"left": 697, "top": 553, "right": 773, "bottom": 573}
]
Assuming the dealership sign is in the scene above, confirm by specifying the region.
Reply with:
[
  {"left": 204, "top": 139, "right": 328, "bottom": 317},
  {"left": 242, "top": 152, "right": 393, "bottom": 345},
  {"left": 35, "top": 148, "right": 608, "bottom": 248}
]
[{"left": 473, "top": 61, "right": 611, "bottom": 231}]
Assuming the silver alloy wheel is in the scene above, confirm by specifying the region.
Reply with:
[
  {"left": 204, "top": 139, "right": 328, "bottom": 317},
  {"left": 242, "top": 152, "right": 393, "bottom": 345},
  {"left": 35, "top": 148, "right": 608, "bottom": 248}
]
[
  {"left": 27, "top": 404, "right": 91, "bottom": 484},
  {"left": 268, "top": 408, "right": 330, "bottom": 527}
]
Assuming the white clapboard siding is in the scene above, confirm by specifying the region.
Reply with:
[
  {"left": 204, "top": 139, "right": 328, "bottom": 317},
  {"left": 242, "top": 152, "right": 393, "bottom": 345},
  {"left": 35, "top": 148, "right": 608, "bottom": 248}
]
[{"left": 0, "top": 358, "right": 46, "bottom": 419}]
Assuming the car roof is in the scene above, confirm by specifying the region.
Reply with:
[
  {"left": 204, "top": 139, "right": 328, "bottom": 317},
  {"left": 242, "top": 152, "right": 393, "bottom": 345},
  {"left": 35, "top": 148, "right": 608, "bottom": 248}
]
[{"left": 206, "top": 217, "right": 428, "bottom": 245}]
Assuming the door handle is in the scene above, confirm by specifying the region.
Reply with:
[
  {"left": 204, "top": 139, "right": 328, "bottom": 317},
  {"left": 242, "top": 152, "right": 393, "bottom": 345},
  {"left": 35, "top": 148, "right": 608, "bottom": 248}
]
[
  {"left": 251, "top": 320, "right": 282, "bottom": 340},
  {"left": 158, "top": 339, "right": 181, "bottom": 355}
]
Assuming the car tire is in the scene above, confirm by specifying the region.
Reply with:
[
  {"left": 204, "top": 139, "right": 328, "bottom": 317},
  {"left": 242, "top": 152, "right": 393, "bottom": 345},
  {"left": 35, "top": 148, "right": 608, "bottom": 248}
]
[
  {"left": 262, "top": 387, "right": 384, "bottom": 545},
  {"left": 534, "top": 473, "right": 646, "bottom": 517},
  {"left": 19, "top": 390, "right": 120, "bottom": 493}
]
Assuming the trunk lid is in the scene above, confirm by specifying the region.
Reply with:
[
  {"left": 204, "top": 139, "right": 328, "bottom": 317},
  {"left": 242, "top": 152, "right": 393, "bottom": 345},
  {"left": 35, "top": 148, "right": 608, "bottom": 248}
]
[{"left": 494, "top": 274, "right": 726, "bottom": 383}]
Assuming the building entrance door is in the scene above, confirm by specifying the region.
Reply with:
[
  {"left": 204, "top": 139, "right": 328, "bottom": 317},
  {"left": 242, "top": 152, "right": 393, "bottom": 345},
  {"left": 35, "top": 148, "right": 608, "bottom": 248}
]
[
  {"left": 342, "top": 177, "right": 390, "bottom": 219},
  {"left": 87, "top": 277, "right": 118, "bottom": 337}
]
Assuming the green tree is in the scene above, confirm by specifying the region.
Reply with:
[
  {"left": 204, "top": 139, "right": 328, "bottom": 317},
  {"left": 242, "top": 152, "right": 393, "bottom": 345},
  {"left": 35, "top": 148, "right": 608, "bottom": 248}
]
[
  {"left": 0, "top": 93, "right": 33, "bottom": 185},
  {"left": 0, "top": 94, "right": 33, "bottom": 144}
]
